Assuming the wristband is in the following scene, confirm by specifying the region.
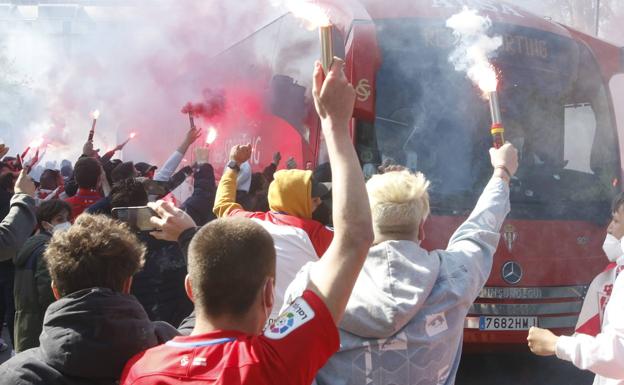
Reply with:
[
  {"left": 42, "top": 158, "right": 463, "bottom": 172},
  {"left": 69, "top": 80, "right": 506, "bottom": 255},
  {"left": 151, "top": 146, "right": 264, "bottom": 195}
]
[{"left": 495, "top": 165, "right": 512, "bottom": 180}]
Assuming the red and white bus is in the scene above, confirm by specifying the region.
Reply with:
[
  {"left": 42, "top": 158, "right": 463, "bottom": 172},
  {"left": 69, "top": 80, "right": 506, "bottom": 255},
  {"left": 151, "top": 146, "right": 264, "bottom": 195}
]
[{"left": 204, "top": 0, "right": 624, "bottom": 349}]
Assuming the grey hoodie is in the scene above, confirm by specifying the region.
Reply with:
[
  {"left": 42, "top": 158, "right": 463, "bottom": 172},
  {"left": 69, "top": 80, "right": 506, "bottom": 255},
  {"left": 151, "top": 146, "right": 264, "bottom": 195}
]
[{"left": 282, "top": 177, "right": 510, "bottom": 385}]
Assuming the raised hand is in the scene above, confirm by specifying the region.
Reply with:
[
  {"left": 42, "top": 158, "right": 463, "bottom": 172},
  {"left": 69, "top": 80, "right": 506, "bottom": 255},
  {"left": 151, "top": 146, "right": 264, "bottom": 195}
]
[
  {"left": 229, "top": 144, "right": 252, "bottom": 166},
  {"left": 14, "top": 169, "right": 36, "bottom": 197},
  {"left": 312, "top": 58, "right": 356, "bottom": 130}
]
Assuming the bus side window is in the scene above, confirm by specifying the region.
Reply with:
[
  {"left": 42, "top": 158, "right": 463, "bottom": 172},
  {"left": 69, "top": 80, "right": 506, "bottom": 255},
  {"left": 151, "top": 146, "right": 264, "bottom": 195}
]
[
  {"left": 610, "top": 74, "right": 624, "bottom": 154},
  {"left": 563, "top": 103, "right": 596, "bottom": 174}
]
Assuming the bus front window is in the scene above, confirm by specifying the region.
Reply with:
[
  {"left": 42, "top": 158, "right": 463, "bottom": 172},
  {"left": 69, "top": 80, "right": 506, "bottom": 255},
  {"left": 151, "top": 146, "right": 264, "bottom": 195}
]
[{"left": 360, "top": 20, "right": 619, "bottom": 221}]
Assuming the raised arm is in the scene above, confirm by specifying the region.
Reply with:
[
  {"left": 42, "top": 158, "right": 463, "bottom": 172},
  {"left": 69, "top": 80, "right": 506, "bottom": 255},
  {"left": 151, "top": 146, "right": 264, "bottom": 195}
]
[
  {"left": 0, "top": 170, "right": 37, "bottom": 262},
  {"left": 154, "top": 127, "right": 201, "bottom": 182},
  {"left": 306, "top": 59, "right": 374, "bottom": 324},
  {"left": 443, "top": 143, "right": 517, "bottom": 295},
  {"left": 212, "top": 144, "right": 251, "bottom": 218}
]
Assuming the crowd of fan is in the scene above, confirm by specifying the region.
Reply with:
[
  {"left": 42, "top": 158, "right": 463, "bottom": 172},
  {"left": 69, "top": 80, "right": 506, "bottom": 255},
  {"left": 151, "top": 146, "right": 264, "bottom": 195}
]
[{"left": 0, "top": 60, "right": 620, "bottom": 385}]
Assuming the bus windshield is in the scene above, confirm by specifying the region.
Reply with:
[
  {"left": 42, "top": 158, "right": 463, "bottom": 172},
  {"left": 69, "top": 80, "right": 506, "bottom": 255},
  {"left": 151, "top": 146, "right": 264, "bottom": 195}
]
[{"left": 357, "top": 19, "right": 620, "bottom": 221}]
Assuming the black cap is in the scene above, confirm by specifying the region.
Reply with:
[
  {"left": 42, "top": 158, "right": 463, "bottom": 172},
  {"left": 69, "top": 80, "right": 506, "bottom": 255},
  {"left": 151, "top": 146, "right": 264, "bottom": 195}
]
[
  {"left": 135, "top": 162, "right": 157, "bottom": 176},
  {"left": 311, "top": 178, "right": 331, "bottom": 198}
]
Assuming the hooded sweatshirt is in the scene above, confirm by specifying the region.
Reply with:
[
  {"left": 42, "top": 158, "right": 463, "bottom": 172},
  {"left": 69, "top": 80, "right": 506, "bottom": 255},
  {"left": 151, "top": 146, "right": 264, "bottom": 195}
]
[
  {"left": 282, "top": 177, "right": 510, "bottom": 385},
  {"left": 213, "top": 168, "right": 334, "bottom": 322},
  {"left": 0, "top": 287, "right": 179, "bottom": 385},
  {"left": 268, "top": 169, "right": 313, "bottom": 219}
]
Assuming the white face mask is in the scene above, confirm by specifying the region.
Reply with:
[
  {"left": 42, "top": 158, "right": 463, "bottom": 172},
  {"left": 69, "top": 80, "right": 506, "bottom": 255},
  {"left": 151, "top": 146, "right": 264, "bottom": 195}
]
[
  {"left": 52, "top": 222, "right": 71, "bottom": 233},
  {"left": 603, "top": 233, "right": 622, "bottom": 262}
]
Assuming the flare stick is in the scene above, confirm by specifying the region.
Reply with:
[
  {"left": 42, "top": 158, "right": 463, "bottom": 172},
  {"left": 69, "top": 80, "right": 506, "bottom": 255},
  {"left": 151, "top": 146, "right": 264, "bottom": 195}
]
[
  {"left": 488, "top": 91, "right": 504, "bottom": 149},
  {"left": 319, "top": 25, "right": 333, "bottom": 73}
]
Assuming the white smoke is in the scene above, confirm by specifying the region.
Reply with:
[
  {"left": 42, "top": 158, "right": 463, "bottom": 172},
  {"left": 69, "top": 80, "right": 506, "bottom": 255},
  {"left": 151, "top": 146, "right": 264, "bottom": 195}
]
[
  {"left": 0, "top": 1, "right": 279, "bottom": 165},
  {"left": 446, "top": 7, "right": 503, "bottom": 93}
]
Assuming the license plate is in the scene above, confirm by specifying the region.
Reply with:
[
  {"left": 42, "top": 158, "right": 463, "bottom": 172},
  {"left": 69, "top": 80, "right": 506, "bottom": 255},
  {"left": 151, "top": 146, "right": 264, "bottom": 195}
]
[{"left": 479, "top": 316, "right": 537, "bottom": 330}]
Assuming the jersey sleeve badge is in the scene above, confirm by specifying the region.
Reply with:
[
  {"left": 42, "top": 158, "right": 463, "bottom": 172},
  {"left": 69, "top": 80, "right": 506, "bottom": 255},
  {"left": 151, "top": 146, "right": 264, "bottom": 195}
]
[{"left": 264, "top": 296, "right": 316, "bottom": 340}]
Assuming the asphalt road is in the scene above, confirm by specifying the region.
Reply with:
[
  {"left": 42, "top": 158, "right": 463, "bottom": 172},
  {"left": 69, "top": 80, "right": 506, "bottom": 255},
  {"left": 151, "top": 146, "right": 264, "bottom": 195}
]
[{"left": 457, "top": 351, "right": 595, "bottom": 385}]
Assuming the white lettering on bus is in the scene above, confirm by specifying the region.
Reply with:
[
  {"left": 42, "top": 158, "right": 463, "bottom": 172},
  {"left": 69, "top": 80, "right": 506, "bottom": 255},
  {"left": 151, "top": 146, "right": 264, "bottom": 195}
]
[
  {"left": 252, "top": 136, "right": 262, "bottom": 165},
  {"left": 223, "top": 134, "right": 263, "bottom": 165}
]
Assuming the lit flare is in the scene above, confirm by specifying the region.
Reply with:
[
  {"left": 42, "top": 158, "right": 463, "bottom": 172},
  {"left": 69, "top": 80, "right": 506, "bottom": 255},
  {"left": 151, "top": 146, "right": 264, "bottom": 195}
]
[
  {"left": 29, "top": 137, "right": 44, "bottom": 149},
  {"left": 206, "top": 127, "right": 217, "bottom": 145},
  {"left": 284, "top": 0, "right": 331, "bottom": 29}
]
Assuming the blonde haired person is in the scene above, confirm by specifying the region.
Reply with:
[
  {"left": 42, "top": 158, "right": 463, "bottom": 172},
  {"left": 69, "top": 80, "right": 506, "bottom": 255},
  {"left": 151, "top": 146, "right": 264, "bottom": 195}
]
[
  {"left": 283, "top": 143, "right": 518, "bottom": 385},
  {"left": 366, "top": 169, "right": 430, "bottom": 244}
]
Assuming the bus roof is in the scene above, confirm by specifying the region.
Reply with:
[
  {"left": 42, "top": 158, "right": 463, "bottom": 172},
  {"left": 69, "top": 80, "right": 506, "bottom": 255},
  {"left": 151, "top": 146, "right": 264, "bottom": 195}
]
[{"left": 356, "top": 0, "right": 573, "bottom": 39}]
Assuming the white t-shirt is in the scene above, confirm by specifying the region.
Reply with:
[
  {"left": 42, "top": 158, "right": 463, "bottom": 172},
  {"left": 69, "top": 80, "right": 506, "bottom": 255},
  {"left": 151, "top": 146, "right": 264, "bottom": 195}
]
[{"left": 251, "top": 218, "right": 319, "bottom": 323}]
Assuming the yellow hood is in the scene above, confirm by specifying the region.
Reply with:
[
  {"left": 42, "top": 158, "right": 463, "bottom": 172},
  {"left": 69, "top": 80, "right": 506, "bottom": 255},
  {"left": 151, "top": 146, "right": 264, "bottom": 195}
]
[{"left": 268, "top": 169, "right": 313, "bottom": 219}]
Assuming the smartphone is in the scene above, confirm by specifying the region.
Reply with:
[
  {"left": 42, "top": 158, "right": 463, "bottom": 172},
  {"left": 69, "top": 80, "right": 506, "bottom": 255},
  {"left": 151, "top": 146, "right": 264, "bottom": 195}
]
[
  {"left": 138, "top": 178, "right": 170, "bottom": 199},
  {"left": 112, "top": 206, "right": 159, "bottom": 232}
]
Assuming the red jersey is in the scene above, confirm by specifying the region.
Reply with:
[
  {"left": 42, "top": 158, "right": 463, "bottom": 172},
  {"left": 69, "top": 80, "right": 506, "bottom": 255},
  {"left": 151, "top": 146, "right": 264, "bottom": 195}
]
[
  {"left": 120, "top": 290, "right": 339, "bottom": 385},
  {"left": 65, "top": 188, "right": 101, "bottom": 219},
  {"left": 229, "top": 209, "right": 333, "bottom": 257}
]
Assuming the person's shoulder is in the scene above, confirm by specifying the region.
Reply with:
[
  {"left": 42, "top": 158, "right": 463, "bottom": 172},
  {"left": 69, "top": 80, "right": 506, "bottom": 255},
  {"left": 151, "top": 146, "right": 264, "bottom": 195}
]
[
  {"left": 0, "top": 348, "right": 55, "bottom": 385},
  {"left": 120, "top": 341, "right": 189, "bottom": 384},
  {"left": 121, "top": 343, "right": 166, "bottom": 379}
]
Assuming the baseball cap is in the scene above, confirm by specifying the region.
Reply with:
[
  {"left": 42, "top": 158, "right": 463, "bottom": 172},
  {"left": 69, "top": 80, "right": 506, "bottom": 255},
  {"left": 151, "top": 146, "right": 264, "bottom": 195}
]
[
  {"left": 311, "top": 178, "right": 331, "bottom": 198},
  {"left": 135, "top": 162, "right": 157, "bottom": 176}
]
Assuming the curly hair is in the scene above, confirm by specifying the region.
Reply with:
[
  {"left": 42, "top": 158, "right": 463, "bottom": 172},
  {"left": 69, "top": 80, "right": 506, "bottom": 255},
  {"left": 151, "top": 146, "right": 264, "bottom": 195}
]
[
  {"left": 110, "top": 178, "right": 148, "bottom": 208},
  {"left": 44, "top": 214, "right": 146, "bottom": 296}
]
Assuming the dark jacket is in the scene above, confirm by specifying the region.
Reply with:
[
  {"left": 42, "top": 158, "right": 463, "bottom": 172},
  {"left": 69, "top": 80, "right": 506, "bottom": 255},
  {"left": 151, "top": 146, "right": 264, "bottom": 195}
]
[
  {"left": 182, "top": 163, "right": 216, "bottom": 226},
  {"left": 85, "top": 196, "right": 112, "bottom": 216},
  {"left": 132, "top": 234, "right": 192, "bottom": 327},
  {"left": 176, "top": 227, "right": 198, "bottom": 335},
  {"left": 12, "top": 232, "right": 55, "bottom": 352},
  {"left": 0, "top": 287, "right": 178, "bottom": 385}
]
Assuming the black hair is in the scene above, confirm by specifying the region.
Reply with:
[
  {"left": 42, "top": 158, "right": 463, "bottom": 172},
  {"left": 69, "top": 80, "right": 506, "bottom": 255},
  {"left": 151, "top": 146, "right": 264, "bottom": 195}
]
[
  {"left": 40, "top": 169, "right": 61, "bottom": 190},
  {"left": 73, "top": 157, "right": 101, "bottom": 189},
  {"left": 612, "top": 192, "right": 624, "bottom": 214},
  {"left": 110, "top": 178, "right": 148, "bottom": 208},
  {"left": 36, "top": 200, "right": 72, "bottom": 227}
]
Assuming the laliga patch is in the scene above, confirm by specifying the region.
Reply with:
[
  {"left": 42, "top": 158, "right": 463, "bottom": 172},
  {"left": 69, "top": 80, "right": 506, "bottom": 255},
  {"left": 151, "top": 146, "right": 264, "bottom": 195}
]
[{"left": 264, "top": 297, "right": 315, "bottom": 340}]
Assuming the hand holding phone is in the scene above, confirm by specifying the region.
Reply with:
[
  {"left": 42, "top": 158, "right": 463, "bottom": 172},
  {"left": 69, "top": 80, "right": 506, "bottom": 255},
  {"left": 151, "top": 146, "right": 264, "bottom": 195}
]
[
  {"left": 112, "top": 206, "right": 159, "bottom": 232},
  {"left": 147, "top": 200, "right": 196, "bottom": 242}
]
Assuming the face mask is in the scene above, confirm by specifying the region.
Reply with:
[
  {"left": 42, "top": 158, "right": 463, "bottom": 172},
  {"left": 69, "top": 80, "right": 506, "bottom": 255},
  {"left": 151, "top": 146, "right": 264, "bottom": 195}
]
[
  {"left": 52, "top": 222, "right": 71, "bottom": 233},
  {"left": 603, "top": 233, "right": 622, "bottom": 262}
]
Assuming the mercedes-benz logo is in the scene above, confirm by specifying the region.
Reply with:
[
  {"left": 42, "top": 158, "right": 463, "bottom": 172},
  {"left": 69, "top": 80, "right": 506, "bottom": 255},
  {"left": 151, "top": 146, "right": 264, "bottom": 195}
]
[{"left": 502, "top": 261, "right": 523, "bottom": 285}]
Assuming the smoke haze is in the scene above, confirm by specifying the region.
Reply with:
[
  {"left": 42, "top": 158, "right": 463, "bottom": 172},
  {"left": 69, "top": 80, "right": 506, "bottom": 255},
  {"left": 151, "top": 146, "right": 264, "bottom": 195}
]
[
  {"left": 446, "top": 7, "right": 503, "bottom": 93},
  {"left": 0, "top": 0, "right": 282, "bottom": 167}
]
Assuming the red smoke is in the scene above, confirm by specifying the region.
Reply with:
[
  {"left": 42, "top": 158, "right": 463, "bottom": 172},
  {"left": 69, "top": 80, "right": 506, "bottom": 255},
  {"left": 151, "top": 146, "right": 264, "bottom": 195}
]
[{"left": 181, "top": 88, "right": 226, "bottom": 119}]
